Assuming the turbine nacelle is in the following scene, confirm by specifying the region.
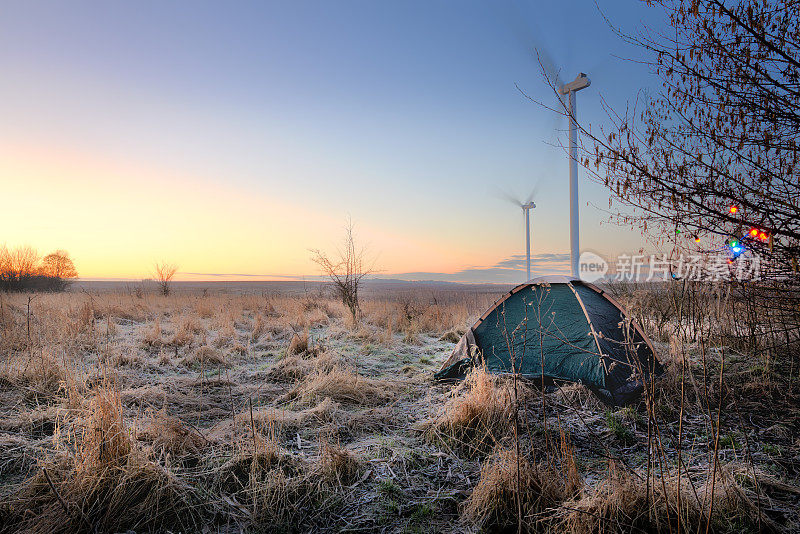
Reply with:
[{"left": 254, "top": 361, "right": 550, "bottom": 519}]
[{"left": 558, "top": 73, "right": 591, "bottom": 94}]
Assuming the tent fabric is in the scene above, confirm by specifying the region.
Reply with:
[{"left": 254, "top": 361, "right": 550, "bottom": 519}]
[{"left": 435, "top": 278, "right": 662, "bottom": 405}]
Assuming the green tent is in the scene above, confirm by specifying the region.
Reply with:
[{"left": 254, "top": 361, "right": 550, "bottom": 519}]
[{"left": 435, "top": 276, "right": 662, "bottom": 405}]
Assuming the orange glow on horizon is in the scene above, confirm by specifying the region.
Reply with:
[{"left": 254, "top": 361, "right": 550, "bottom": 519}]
[{"left": 1, "top": 141, "right": 508, "bottom": 281}]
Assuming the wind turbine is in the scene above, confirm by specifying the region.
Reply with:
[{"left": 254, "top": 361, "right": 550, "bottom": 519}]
[
  {"left": 500, "top": 3, "right": 600, "bottom": 278},
  {"left": 499, "top": 185, "right": 539, "bottom": 282},
  {"left": 522, "top": 200, "right": 536, "bottom": 281},
  {"left": 559, "top": 73, "right": 591, "bottom": 278}
]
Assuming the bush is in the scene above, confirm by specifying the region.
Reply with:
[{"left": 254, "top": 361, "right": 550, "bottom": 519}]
[{"left": 0, "top": 246, "right": 77, "bottom": 292}]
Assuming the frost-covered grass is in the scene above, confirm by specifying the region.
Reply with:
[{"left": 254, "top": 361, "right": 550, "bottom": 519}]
[{"left": 0, "top": 286, "right": 797, "bottom": 533}]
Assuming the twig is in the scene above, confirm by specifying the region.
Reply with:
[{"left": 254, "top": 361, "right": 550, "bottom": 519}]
[
  {"left": 42, "top": 467, "right": 69, "bottom": 515},
  {"left": 42, "top": 467, "right": 95, "bottom": 532},
  {"left": 249, "top": 397, "right": 257, "bottom": 451}
]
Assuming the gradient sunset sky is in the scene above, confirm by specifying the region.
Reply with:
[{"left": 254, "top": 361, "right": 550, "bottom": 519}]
[{"left": 1, "top": 1, "right": 667, "bottom": 283}]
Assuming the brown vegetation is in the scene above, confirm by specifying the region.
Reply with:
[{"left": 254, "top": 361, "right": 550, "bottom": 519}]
[
  {"left": 0, "top": 246, "right": 78, "bottom": 292},
  {"left": 425, "top": 366, "right": 515, "bottom": 456},
  {"left": 153, "top": 261, "right": 178, "bottom": 296},
  {"left": 463, "top": 447, "right": 566, "bottom": 532},
  {"left": 0, "top": 284, "right": 796, "bottom": 533},
  {"left": 311, "top": 219, "right": 375, "bottom": 325}
]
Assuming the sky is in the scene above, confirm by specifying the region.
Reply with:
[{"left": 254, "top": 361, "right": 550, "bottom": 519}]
[{"left": 0, "top": 1, "right": 668, "bottom": 283}]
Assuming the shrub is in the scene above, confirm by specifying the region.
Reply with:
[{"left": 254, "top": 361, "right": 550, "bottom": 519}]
[
  {"left": 463, "top": 447, "right": 565, "bottom": 532},
  {"left": 426, "top": 366, "right": 514, "bottom": 456}
]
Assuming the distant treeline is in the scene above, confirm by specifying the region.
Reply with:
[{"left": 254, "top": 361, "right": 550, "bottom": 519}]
[{"left": 0, "top": 246, "right": 78, "bottom": 292}]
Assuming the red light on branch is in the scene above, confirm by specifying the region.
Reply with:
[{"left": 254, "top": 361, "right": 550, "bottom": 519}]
[
  {"left": 729, "top": 205, "right": 739, "bottom": 214},
  {"left": 748, "top": 227, "right": 771, "bottom": 242}
]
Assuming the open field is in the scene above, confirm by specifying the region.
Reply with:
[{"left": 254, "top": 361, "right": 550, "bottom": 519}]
[{"left": 0, "top": 282, "right": 798, "bottom": 533}]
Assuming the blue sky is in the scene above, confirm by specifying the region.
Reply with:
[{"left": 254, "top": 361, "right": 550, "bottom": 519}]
[{"left": 0, "top": 1, "right": 667, "bottom": 282}]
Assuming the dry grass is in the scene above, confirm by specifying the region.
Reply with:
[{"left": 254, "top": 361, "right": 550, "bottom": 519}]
[
  {"left": 426, "top": 366, "right": 515, "bottom": 456},
  {"left": 217, "top": 429, "right": 334, "bottom": 531},
  {"left": 140, "top": 411, "right": 206, "bottom": 457},
  {"left": 439, "top": 329, "right": 464, "bottom": 343},
  {"left": 463, "top": 447, "right": 566, "bottom": 532},
  {"left": 267, "top": 352, "right": 315, "bottom": 382},
  {"left": 316, "top": 440, "right": 361, "bottom": 486},
  {"left": 554, "top": 461, "right": 764, "bottom": 533},
  {"left": 266, "top": 350, "right": 343, "bottom": 382},
  {"left": 4, "top": 386, "right": 201, "bottom": 534},
  {"left": 288, "top": 330, "right": 310, "bottom": 355},
  {"left": 168, "top": 316, "right": 198, "bottom": 347},
  {"left": 181, "top": 344, "right": 228, "bottom": 367},
  {"left": 237, "top": 397, "right": 344, "bottom": 439},
  {"left": 0, "top": 354, "right": 71, "bottom": 403},
  {"left": 291, "top": 367, "right": 395, "bottom": 406},
  {"left": 250, "top": 313, "right": 269, "bottom": 342},
  {"left": 0, "top": 286, "right": 797, "bottom": 533},
  {"left": 247, "top": 462, "right": 312, "bottom": 530},
  {"left": 142, "top": 317, "right": 163, "bottom": 347}
]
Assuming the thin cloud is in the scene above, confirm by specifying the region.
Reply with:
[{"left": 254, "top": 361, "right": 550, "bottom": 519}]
[
  {"left": 384, "top": 253, "right": 570, "bottom": 283},
  {"left": 178, "top": 253, "right": 570, "bottom": 284},
  {"left": 181, "top": 272, "right": 300, "bottom": 279},
  {"left": 492, "top": 253, "right": 570, "bottom": 270}
]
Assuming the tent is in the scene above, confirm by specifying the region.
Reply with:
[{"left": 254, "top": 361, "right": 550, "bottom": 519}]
[{"left": 435, "top": 276, "right": 662, "bottom": 405}]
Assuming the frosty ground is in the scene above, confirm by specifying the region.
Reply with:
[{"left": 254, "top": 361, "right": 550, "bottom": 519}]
[{"left": 0, "top": 284, "right": 798, "bottom": 533}]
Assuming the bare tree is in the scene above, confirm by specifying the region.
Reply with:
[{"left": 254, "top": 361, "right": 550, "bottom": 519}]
[
  {"left": 10, "top": 246, "right": 40, "bottom": 282},
  {"left": 0, "top": 246, "right": 78, "bottom": 292},
  {"left": 544, "top": 0, "right": 800, "bottom": 382},
  {"left": 153, "top": 262, "right": 178, "bottom": 296},
  {"left": 568, "top": 0, "right": 800, "bottom": 278},
  {"left": 41, "top": 250, "right": 78, "bottom": 286},
  {"left": 0, "top": 245, "right": 11, "bottom": 287},
  {"left": 311, "top": 219, "right": 375, "bottom": 325},
  {"left": 0, "top": 245, "right": 39, "bottom": 291}
]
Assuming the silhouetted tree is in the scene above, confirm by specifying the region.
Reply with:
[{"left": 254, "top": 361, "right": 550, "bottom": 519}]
[
  {"left": 0, "top": 246, "right": 78, "bottom": 291},
  {"left": 0, "top": 246, "right": 12, "bottom": 289},
  {"left": 154, "top": 262, "right": 178, "bottom": 296},
  {"left": 40, "top": 250, "right": 78, "bottom": 290},
  {"left": 573, "top": 0, "right": 799, "bottom": 278},
  {"left": 10, "top": 246, "right": 40, "bottom": 284},
  {"left": 311, "top": 219, "right": 375, "bottom": 325},
  {"left": 545, "top": 0, "right": 800, "bottom": 367}
]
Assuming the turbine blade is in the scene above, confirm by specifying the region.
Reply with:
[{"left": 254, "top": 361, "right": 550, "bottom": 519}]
[
  {"left": 494, "top": 186, "right": 523, "bottom": 207},
  {"left": 525, "top": 181, "right": 540, "bottom": 204},
  {"left": 534, "top": 46, "right": 563, "bottom": 89},
  {"left": 495, "top": 2, "right": 563, "bottom": 87}
]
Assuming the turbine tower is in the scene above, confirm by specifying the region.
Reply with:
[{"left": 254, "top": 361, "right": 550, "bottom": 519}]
[
  {"left": 522, "top": 200, "right": 536, "bottom": 281},
  {"left": 559, "top": 73, "right": 591, "bottom": 278}
]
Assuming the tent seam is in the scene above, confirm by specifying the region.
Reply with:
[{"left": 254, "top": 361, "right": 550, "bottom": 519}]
[
  {"left": 582, "top": 283, "right": 660, "bottom": 366},
  {"left": 567, "top": 282, "right": 608, "bottom": 387}
]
